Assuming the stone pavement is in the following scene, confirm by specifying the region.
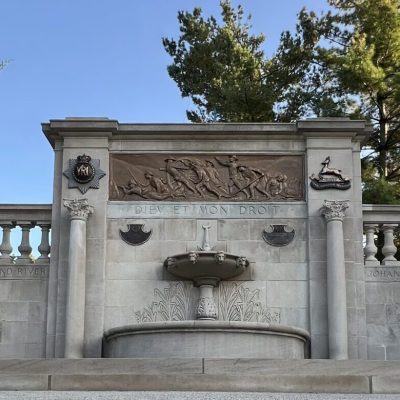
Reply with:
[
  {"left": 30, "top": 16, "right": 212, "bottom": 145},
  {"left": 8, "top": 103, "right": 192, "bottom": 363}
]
[{"left": 0, "top": 392, "right": 400, "bottom": 400}]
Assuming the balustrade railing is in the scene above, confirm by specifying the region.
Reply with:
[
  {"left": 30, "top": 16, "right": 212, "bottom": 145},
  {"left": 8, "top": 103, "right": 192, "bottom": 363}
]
[
  {"left": 363, "top": 204, "right": 400, "bottom": 266},
  {"left": 1, "top": 203, "right": 398, "bottom": 266},
  {"left": 0, "top": 204, "right": 52, "bottom": 264}
]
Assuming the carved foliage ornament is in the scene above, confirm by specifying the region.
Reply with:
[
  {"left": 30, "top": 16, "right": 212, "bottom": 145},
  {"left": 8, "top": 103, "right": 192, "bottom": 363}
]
[
  {"left": 196, "top": 297, "right": 218, "bottom": 320},
  {"left": 320, "top": 200, "right": 349, "bottom": 222},
  {"left": 109, "top": 154, "right": 304, "bottom": 202},
  {"left": 63, "top": 154, "right": 106, "bottom": 194},
  {"left": 310, "top": 156, "right": 351, "bottom": 190},
  {"left": 63, "top": 198, "right": 94, "bottom": 221},
  {"left": 134, "top": 282, "right": 281, "bottom": 324}
]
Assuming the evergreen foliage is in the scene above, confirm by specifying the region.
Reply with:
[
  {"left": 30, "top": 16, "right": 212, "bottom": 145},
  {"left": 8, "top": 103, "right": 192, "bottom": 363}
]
[{"left": 163, "top": 0, "right": 400, "bottom": 203}]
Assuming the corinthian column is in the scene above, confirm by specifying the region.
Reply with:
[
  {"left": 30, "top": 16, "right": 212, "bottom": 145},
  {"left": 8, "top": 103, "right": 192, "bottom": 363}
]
[
  {"left": 63, "top": 198, "right": 94, "bottom": 358},
  {"left": 321, "top": 200, "right": 349, "bottom": 360}
]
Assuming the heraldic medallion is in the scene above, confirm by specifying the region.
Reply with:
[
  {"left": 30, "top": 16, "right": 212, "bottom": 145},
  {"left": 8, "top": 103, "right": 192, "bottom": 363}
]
[
  {"left": 309, "top": 156, "right": 351, "bottom": 190},
  {"left": 119, "top": 224, "right": 153, "bottom": 246},
  {"left": 262, "top": 225, "right": 295, "bottom": 247},
  {"left": 63, "top": 154, "right": 106, "bottom": 194}
]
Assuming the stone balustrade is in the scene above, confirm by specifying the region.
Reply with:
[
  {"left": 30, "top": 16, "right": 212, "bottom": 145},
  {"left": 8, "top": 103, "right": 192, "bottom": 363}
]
[
  {"left": 0, "top": 204, "right": 52, "bottom": 264},
  {"left": 363, "top": 204, "right": 400, "bottom": 266},
  {"left": 1, "top": 203, "right": 398, "bottom": 267}
]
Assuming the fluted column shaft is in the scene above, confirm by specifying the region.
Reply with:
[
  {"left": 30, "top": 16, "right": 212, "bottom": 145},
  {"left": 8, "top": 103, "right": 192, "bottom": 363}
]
[
  {"left": 63, "top": 199, "right": 93, "bottom": 358},
  {"left": 321, "top": 200, "right": 349, "bottom": 360}
]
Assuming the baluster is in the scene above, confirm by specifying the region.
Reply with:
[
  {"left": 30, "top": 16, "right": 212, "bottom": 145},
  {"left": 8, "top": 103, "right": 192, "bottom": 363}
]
[
  {"left": 381, "top": 224, "right": 400, "bottom": 266},
  {"left": 364, "top": 224, "right": 379, "bottom": 266},
  {"left": 0, "top": 222, "right": 15, "bottom": 264},
  {"left": 16, "top": 222, "right": 34, "bottom": 264},
  {"left": 37, "top": 223, "right": 51, "bottom": 262}
]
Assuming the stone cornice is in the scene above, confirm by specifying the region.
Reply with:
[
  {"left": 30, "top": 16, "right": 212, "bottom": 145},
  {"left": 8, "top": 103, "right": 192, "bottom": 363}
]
[{"left": 42, "top": 118, "right": 372, "bottom": 148}]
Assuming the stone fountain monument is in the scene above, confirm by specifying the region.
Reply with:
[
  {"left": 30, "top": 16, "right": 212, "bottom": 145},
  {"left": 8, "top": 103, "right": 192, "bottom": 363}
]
[
  {"left": 6, "top": 118, "right": 400, "bottom": 394},
  {"left": 38, "top": 117, "right": 370, "bottom": 362}
]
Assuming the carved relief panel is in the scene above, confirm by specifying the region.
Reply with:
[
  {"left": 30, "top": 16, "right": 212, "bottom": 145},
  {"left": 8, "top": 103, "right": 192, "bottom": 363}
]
[{"left": 109, "top": 154, "right": 304, "bottom": 202}]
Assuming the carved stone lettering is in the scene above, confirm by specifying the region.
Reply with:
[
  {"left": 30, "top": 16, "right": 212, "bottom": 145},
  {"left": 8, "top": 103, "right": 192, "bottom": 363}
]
[
  {"left": 0, "top": 266, "right": 48, "bottom": 280},
  {"left": 109, "top": 154, "right": 304, "bottom": 202},
  {"left": 365, "top": 267, "right": 400, "bottom": 282},
  {"left": 107, "top": 202, "right": 297, "bottom": 219}
]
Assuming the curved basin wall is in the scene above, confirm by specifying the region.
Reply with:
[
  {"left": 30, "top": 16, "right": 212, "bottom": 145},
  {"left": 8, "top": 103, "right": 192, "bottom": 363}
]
[{"left": 103, "top": 321, "right": 310, "bottom": 359}]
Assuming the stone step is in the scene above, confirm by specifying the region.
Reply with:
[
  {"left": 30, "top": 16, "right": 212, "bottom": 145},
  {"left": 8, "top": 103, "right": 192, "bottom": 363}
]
[
  {"left": 2, "top": 358, "right": 400, "bottom": 376},
  {"left": 0, "top": 359, "right": 399, "bottom": 394},
  {"left": 0, "top": 391, "right": 399, "bottom": 400}
]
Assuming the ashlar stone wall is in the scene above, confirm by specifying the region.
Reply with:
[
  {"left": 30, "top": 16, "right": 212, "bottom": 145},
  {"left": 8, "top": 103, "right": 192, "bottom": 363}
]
[
  {"left": 366, "top": 266, "right": 400, "bottom": 360},
  {"left": 0, "top": 265, "right": 48, "bottom": 357},
  {"left": 104, "top": 214, "right": 309, "bottom": 333}
]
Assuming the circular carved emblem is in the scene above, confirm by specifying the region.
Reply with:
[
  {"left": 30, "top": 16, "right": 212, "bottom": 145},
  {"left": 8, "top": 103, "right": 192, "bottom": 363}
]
[{"left": 72, "top": 154, "right": 96, "bottom": 184}]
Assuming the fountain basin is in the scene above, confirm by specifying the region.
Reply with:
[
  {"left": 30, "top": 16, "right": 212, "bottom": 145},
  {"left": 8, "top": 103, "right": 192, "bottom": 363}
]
[
  {"left": 103, "top": 321, "right": 310, "bottom": 359},
  {"left": 164, "top": 251, "right": 249, "bottom": 320},
  {"left": 164, "top": 252, "right": 248, "bottom": 286}
]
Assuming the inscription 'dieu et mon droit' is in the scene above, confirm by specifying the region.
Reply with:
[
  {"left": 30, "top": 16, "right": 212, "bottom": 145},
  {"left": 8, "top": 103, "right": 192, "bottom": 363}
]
[{"left": 109, "top": 154, "right": 304, "bottom": 202}]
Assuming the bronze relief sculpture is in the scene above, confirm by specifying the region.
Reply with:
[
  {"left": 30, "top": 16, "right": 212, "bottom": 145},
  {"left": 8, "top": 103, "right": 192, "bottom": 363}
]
[
  {"left": 310, "top": 156, "right": 351, "bottom": 190},
  {"left": 109, "top": 154, "right": 304, "bottom": 202}
]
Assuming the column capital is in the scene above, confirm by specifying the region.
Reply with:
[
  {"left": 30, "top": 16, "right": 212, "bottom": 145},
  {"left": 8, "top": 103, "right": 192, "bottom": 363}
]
[
  {"left": 364, "top": 224, "right": 379, "bottom": 233},
  {"left": 321, "top": 200, "right": 349, "bottom": 222},
  {"left": 63, "top": 198, "right": 94, "bottom": 221},
  {"left": 0, "top": 221, "right": 15, "bottom": 228},
  {"left": 18, "top": 221, "right": 35, "bottom": 228},
  {"left": 37, "top": 221, "right": 51, "bottom": 228},
  {"left": 381, "top": 224, "right": 399, "bottom": 231}
]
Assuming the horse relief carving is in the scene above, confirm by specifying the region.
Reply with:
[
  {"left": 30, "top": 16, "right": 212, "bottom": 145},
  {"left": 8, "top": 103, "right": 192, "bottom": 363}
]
[{"left": 110, "top": 154, "right": 304, "bottom": 202}]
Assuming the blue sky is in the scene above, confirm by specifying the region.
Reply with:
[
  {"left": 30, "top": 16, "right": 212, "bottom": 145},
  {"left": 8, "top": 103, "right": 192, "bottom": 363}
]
[{"left": 0, "top": 0, "right": 328, "bottom": 204}]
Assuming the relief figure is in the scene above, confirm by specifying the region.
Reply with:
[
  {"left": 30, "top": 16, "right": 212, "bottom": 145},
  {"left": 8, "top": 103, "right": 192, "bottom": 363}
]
[
  {"left": 119, "top": 171, "right": 172, "bottom": 200},
  {"left": 215, "top": 155, "right": 250, "bottom": 198},
  {"left": 163, "top": 158, "right": 198, "bottom": 196},
  {"left": 237, "top": 166, "right": 269, "bottom": 199},
  {"left": 110, "top": 154, "right": 304, "bottom": 202},
  {"left": 182, "top": 158, "right": 229, "bottom": 199}
]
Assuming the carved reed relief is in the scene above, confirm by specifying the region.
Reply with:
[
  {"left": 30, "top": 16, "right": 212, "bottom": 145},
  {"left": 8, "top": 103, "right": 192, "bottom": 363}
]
[
  {"left": 134, "top": 281, "right": 280, "bottom": 324},
  {"left": 135, "top": 282, "right": 195, "bottom": 323},
  {"left": 110, "top": 154, "right": 304, "bottom": 202},
  {"left": 218, "top": 282, "right": 280, "bottom": 323}
]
